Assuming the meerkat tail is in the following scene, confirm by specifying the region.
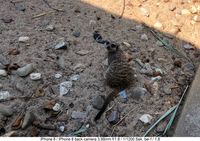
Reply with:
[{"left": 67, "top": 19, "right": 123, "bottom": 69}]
[{"left": 94, "top": 90, "right": 118, "bottom": 121}]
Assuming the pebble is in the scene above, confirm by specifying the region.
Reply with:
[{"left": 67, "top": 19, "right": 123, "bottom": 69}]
[
  {"left": 0, "top": 69, "right": 7, "bottom": 77},
  {"left": 17, "top": 64, "right": 34, "bottom": 77},
  {"left": 0, "top": 105, "right": 13, "bottom": 116},
  {"left": 169, "top": 27, "right": 180, "bottom": 34},
  {"left": 92, "top": 95, "right": 104, "bottom": 110},
  {"left": 54, "top": 38, "right": 67, "bottom": 49},
  {"left": 18, "top": 36, "right": 30, "bottom": 42},
  {"left": 139, "top": 114, "right": 153, "bottom": 124},
  {"left": 55, "top": 73, "right": 62, "bottom": 79},
  {"left": 141, "top": 34, "right": 148, "bottom": 41},
  {"left": 58, "top": 56, "right": 66, "bottom": 69},
  {"left": 140, "top": 7, "right": 150, "bottom": 17},
  {"left": 71, "top": 111, "right": 87, "bottom": 119},
  {"left": 76, "top": 50, "right": 90, "bottom": 56},
  {"left": 150, "top": 76, "right": 162, "bottom": 83},
  {"left": 190, "top": 6, "right": 197, "bottom": 14},
  {"left": 169, "top": 5, "right": 176, "bottom": 11},
  {"left": 154, "top": 21, "right": 163, "bottom": 30},
  {"left": 123, "top": 42, "right": 131, "bottom": 47},
  {"left": 108, "top": 111, "right": 119, "bottom": 124},
  {"left": 181, "top": 9, "right": 191, "bottom": 15},
  {"left": 0, "top": 91, "right": 11, "bottom": 101},
  {"left": 119, "top": 90, "right": 128, "bottom": 102},
  {"left": 193, "top": 15, "right": 200, "bottom": 22},
  {"left": 30, "top": 73, "right": 41, "bottom": 80},
  {"left": 73, "top": 63, "right": 86, "bottom": 72},
  {"left": 102, "top": 59, "right": 108, "bottom": 66},
  {"left": 70, "top": 74, "right": 80, "bottom": 81},
  {"left": 135, "top": 24, "right": 144, "bottom": 31},
  {"left": 72, "top": 31, "right": 81, "bottom": 37},
  {"left": 15, "top": 3, "right": 26, "bottom": 11},
  {"left": 89, "top": 20, "right": 96, "bottom": 25},
  {"left": 163, "top": 85, "right": 172, "bottom": 95},
  {"left": 2, "top": 16, "right": 13, "bottom": 23},
  {"left": 156, "top": 40, "right": 164, "bottom": 47},
  {"left": 0, "top": 54, "right": 10, "bottom": 66},
  {"left": 184, "top": 63, "right": 195, "bottom": 71},
  {"left": 46, "top": 24, "right": 54, "bottom": 31},
  {"left": 59, "top": 126, "right": 65, "bottom": 132},
  {"left": 52, "top": 103, "right": 61, "bottom": 112},
  {"left": 59, "top": 81, "right": 73, "bottom": 96},
  {"left": 130, "top": 87, "right": 149, "bottom": 100},
  {"left": 183, "top": 44, "right": 194, "bottom": 50},
  {"left": 22, "top": 111, "right": 35, "bottom": 129}
]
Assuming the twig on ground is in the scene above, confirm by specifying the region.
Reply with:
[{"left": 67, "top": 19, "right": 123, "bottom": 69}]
[
  {"left": 32, "top": 11, "right": 54, "bottom": 19},
  {"left": 119, "top": 0, "right": 126, "bottom": 18},
  {"left": 111, "top": 107, "right": 136, "bottom": 136}
]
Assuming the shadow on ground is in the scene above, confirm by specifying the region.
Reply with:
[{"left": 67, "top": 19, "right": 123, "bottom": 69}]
[{"left": 0, "top": 0, "right": 199, "bottom": 137}]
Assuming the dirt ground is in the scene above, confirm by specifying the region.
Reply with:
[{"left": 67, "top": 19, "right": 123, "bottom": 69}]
[{"left": 0, "top": 0, "right": 200, "bottom": 137}]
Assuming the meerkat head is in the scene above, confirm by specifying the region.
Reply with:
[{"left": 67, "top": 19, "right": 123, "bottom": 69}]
[{"left": 106, "top": 43, "right": 119, "bottom": 53}]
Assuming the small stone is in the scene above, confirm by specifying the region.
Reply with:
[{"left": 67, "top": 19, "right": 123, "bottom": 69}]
[
  {"left": 59, "top": 126, "right": 65, "bottom": 132},
  {"left": 190, "top": 6, "right": 198, "bottom": 14},
  {"left": 18, "top": 36, "right": 30, "bottom": 42},
  {"left": 141, "top": 34, "right": 148, "bottom": 41},
  {"left": 46, "top": 25, "right": 54, "bottom": 31},
  {"left": 2, "top": 16, "right": 13, "bottom": 23},
  {"left": 102, "top": 59, "right": 108, "bottom": 66},
  {"left": 193, "top": 15, "right": 200, "bottom": 22},
  {"left": 59, "top": 81, "right": 73, "bottom": 96},
  {"left": 0, "top": 91, "right": 11, "bottom": 101},
  {"left": 123, "top": 42, "right": 131, "bottom": 47},
  {"left": 71, "top": 111, "right": 87, "bottom": 119},
  {"left": 139, "top": 114, "right": 153, "bottom": 124},
  {"left": 15, "top": 3, "right": 26, "bottom": 11},
  {"left": 154, "top": 21, "right": 163, "bottom": 29},
  {"left": 130, "top": 87, "right": 149, "bottom": 100},
  {"left": 169, "top": 5, "right": 176, "bottom": 11},
  {"left": 86, "top": 124, "right": 90, "bottom": 128},
  {"left": 73, "top": 63, "right": 86, "bottom": 72},
  {"left": 119, "top": 90, "right": 128, "bottom": 102},
  {"left": 17, "top": 64, "right": 34, "bottom": 77},
  {"left": 89, "top": 20, "right": 96, "bottom": 25},
  {"left": 58, "top": 56, "right": 66, "bottom": 69},
  {"left": 92, "top": 95, "right": 105, "bottom": 110},
  {"left": 55, "top": 73, "right": 62, "bottom": 79},
  {"left": 184, "top": 63, "right": 195, "bottom": 71},
  {"left": 30, "top": 73, "right": 41, "bottom": 80},
  {"left": 108, "top": 111, "right": 119, "bottom": 124},
  {"left": 22, "top": 111, "right": 35, "bottom": 129},
  {"left": 135, "top": 24, "right": 144, "bottom": 31},
  {"left": 163, "top": 85, "right": 172, "bottom": 95},
  {"left": 0, "top": 105, "right": 13, "bottom": 116},
  {"left": 70, "top": 74, "right": 80, "bottom": 81},
  {"left": 156, "top": 40, "right": 164, "bottom": 47},
  {"left": 72, "top": 31, "right": 81, "bottom": 37},
  {"left": 150, "top": 76, "right": 162, "bottom": 83},
  {"left": 0, "top": 69, "right": 7, "bottom": 77},
  {"left": 52, "top": 103, "right": 61, "bottom": 112},
  {"left": 169, "top": 27, "right": 180, "bottom": 34},
  {"left": 140, "top": 7, "right": 150, "bottom": 17},
  {"left": 181, "top": 9, "right": 191, "bottom": 15},
  {"left": 54, "top": 38, "right": 67, "bottom": 50},
  {"left": 183, "top": 44, "right": 194, "bottom": 49},
  {"left": 76, "top": 50, "right": 90, "bottom": 56},
  {"left": 0, "top": 55, "right": 10, "bottom": 66}
]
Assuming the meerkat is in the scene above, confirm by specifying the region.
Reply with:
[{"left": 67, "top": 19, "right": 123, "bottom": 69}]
[{"left": 94, "top": 43, "right": 134, "bottom": 121}]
